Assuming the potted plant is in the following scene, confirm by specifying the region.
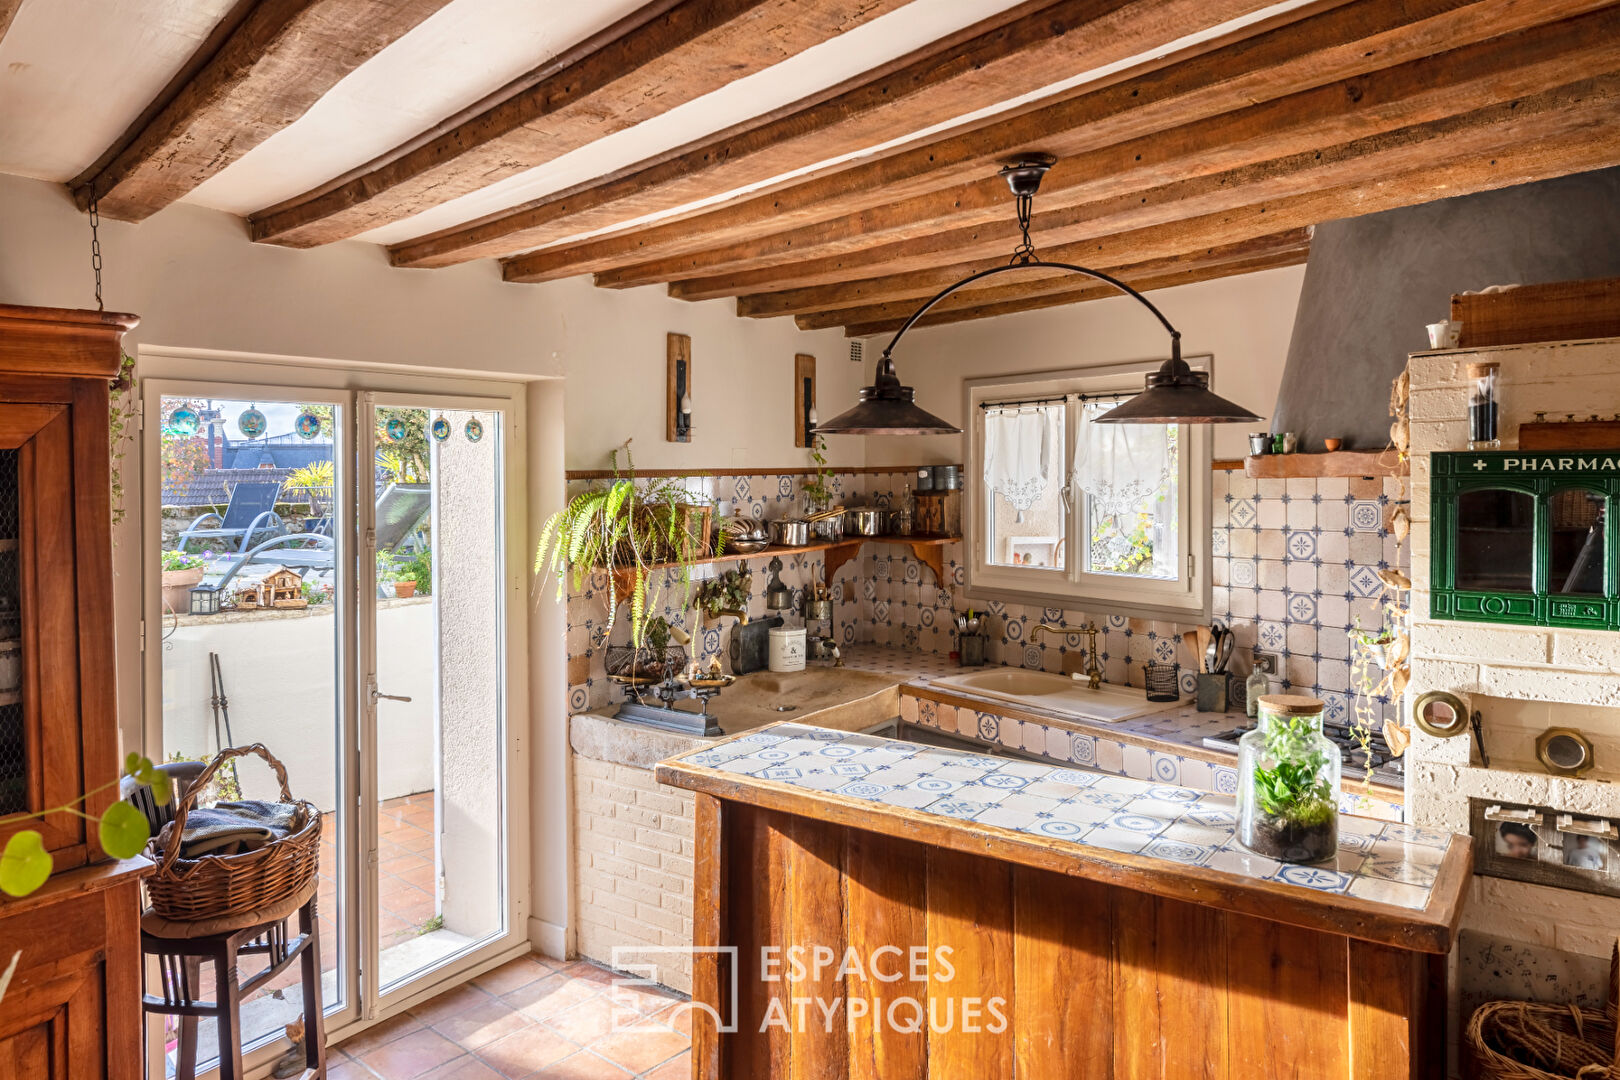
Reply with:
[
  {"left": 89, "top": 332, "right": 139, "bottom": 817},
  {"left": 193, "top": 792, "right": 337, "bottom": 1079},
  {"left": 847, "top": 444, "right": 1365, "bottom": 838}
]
[
  {"left": 537, "top": 440, "right": 711, "bottom": 645},
  {"left": 1237, "top": 697, "right": 1340, "bottom": 863},
  {"left": 399, "top": 549, "right": 432, "bottom": 597},
  {"left": 161, "top": 550, "right": 206, "bottom": 613},
  {"left": 376, "top": 552, "right": 404, "bottom": 598}
]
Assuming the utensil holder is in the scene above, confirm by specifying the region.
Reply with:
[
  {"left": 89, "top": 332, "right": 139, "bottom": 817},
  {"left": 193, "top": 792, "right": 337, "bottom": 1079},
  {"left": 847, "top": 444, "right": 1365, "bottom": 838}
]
[
  {"left": 958, "top": 633, "right": 986, "bottom": 667},
  {"left": 1196, "top": 672, "right": 1231, "bottom": 712},
  {"left": 1145, "top": 661, "right": 1180, "bottom": 702}
]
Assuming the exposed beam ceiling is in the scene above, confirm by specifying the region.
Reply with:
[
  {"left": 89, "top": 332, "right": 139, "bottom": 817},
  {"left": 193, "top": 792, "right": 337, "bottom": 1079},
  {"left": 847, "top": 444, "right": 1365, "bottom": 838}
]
[
  {"left": 69, "top": 0, "right": 453, "bottom": 221},
  {"left": 497, "top": 0, "right": 1614, "bottom": 285},
  {"left": 839, "top": 234, "right": 1315, "bottom": 337},
  {"left": 729, "top": 102, "right": 1620, "bottom": 322},
  {"left": 388, "top": 0, "right": 1280, "bottom": 269},
  {"left": 247, "top": 0, "right": 917, "bottom": 247}
]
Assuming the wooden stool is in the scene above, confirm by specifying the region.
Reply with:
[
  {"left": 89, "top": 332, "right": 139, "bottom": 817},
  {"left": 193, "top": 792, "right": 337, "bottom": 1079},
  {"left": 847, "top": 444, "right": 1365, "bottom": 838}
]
[{"left": 140, "top": 885, "right": 327, "bottom": 1080}]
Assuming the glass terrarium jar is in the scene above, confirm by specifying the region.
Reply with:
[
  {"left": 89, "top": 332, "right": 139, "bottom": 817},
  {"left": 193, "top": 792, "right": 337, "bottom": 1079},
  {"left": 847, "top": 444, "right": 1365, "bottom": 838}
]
[{"left": 1236, "top": 695, "right": 1340, "bottom": 864}]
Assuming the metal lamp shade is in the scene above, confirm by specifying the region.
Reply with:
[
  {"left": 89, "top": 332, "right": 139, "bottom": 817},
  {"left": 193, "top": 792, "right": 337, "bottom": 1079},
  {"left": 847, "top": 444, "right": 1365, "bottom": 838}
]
[
  {"left": 813, "top": 357, "right": 960, "bottom": 436},
  {"left": 1092, "top": 355, "right": 1262, "bottom": 425}
]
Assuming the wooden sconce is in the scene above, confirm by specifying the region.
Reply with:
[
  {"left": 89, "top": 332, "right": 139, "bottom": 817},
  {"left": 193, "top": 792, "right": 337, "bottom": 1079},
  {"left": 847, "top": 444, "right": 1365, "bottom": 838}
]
[
  {"left": 667, "top": 333, "right": 692, "bottom": 443},
  {"left": 794, "top": 353, "right": 816, "bottom": 448}
]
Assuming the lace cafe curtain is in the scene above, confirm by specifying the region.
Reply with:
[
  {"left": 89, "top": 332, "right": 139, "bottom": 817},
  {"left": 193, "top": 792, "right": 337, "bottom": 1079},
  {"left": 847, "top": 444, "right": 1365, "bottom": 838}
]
[{"left": 983, "top": 405, "right": 1058, "bottom": 523}]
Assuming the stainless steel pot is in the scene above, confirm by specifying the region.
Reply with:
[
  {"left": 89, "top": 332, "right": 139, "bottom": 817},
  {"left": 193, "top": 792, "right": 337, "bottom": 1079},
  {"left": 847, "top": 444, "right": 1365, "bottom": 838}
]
[
  {"left": 845, "top": 507, "right": 888, "bottom": 536},
  {"left": 719, "top": 516, "right": 770, "bottom": 554},
  {"left": 769, "top": 519, "right": 810, "bottom": 547}
]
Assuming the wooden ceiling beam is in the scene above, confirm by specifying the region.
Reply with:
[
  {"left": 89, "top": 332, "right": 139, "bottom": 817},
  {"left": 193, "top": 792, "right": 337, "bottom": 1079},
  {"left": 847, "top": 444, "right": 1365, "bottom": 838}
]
[
  {"left": 247, "top": 0, "right": 914, "bottom": 248},
  {"left": 792, "top": 230, "right": 1313, "bottom": 331},
  {"left": 732, "top": 107, "right": 1620, "bottom": 319},
  {"left": 596, "top": 8, "right": 1620, "bottom": 289},
  {"left": 685, "top": 67, "right": 1620, "bottom": 305},
  {"left": 68, "top": 0, "right": 453, "bottom": 222},
  {"left": 839, "top": 247, "right": 1313, "bottom": 338},
  {"left": 391, "top": 0, "right": 1278, "bottom": 270},
  {"left": 0, "top": 1, "right": 23, "bottom": 49},
  {"left": 494, "top": 0, "right": 1614, "bottom": 283}
]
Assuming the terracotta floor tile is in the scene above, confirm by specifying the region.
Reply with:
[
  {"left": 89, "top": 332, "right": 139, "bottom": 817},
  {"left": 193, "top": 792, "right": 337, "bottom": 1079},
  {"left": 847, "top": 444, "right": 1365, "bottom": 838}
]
[
  {"left": 419, "top": 1055, "right": 505, "bottom": 1080},
  {"left": 432, "top": 998, "right": 533, "bottom": 1050},
  {"left": 521, "top": 1050, "right": 632, "bottom": 1080},
  {"left": 505, "top": 974, "right": 601, "bottom": 1021},
  {"left": 646, "top": 1002, "right": 694, "bottom": 1040},
  {"left": 557, "top": 962, "right": 615, "bottom": 988},
  {"left": 359, "top": 1028, "right": 464, "bottom": 1079},
  {"left": 411, "top": 983, "right": 494, "bottom": 1026},
  {"left": 326, "top": 1060, "right": 373, "bottom": 1080},
  {"left": 474, "top": 1025, "right": 578, "bottom": 1079},
  {"left": 587, "top": 1029, "right": 690, "bottom": 1075},
  {"left": 338, "top": 1011, "right": 426, "bottom": 1056},
  {"left": 539, "top": 999, "right": 622, "bottom": 1047},
  {"left": 472, "top": 956, "right": 553, "bottom": 997},
  {"left": 642, "top": 1052, "right": 691, "bottom": 1080}
]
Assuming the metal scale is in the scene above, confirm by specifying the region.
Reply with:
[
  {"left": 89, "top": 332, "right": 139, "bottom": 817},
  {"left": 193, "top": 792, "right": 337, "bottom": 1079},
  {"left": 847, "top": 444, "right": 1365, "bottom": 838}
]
[{"left": 613, "top": 672, "right": 733, "bottom": 737}]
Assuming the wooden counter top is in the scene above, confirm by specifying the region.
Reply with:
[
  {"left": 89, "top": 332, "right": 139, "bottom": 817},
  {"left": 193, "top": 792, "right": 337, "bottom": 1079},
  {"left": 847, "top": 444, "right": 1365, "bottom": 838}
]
[{"left": 656, "top": 722, "right": 1470, "bottom": 954}]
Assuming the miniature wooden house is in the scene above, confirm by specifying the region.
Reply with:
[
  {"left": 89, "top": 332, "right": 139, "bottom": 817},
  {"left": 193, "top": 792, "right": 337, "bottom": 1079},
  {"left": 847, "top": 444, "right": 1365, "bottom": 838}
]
[{"left": 236, "top": 566, "right": 308, "bottom": 610}]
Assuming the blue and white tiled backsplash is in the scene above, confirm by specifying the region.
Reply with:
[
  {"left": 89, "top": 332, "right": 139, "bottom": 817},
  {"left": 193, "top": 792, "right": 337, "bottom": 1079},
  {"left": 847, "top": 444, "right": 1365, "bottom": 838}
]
[{"left": 565, "top": 469, "right": 1407, "bottom": 719}]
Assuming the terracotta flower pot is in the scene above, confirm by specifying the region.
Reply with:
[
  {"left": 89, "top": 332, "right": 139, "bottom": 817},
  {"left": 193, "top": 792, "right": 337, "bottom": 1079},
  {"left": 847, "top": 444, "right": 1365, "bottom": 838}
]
[
  {"left": 162, "top": 565, "right": 205, "bottom": 613},
  {"left": 393, "top": 581, "right": 416, "bottom": 598}
]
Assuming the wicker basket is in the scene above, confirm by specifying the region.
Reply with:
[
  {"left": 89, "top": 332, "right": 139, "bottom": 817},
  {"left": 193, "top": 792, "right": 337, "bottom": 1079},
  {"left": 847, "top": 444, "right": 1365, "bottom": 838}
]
[
  {"left": 144, "top": 744, "right": 321, "bottom": 923},
  {"left": 1466, "top": 942, "right": 1620, "bottom": 1079}
]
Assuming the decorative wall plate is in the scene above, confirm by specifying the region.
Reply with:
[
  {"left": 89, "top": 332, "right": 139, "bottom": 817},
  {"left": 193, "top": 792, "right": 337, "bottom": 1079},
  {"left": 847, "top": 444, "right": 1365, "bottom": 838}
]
[
  {"left": 431, "top": 415, "right": 451, "bottom": 441},
  {"left": 464, "top": 417, "right": 484, "bottom": 443},
  {"left": 238, "top": 405, "right": 267, "bottom": 439},
  {"left": 295, "top": 412, "right": 323, "bottom": 440},
  {"left": 166, "top": 406, "right": 200, "bottom": 437}
]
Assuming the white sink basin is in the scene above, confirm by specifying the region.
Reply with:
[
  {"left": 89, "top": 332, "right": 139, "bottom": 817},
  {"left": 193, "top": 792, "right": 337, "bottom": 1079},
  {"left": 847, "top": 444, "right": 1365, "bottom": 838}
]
[{"left": 930, "top": 668, "right": 1180, "bottom": 723}]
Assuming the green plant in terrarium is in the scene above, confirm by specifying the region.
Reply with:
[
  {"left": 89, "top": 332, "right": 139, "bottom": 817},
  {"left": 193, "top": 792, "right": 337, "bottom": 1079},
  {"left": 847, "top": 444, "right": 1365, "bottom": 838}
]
[
  {"left": 536, "top": 440, "right": 709, "bottom": 646},
  {"left": 1250, "top": 717, "right": 1337, "bottom": 826}
]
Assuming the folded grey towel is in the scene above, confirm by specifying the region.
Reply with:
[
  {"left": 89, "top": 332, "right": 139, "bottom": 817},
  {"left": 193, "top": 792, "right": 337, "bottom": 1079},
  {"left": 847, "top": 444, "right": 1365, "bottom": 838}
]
[{"left": 160, "top": 800, "right": 305, "bottom": 859}]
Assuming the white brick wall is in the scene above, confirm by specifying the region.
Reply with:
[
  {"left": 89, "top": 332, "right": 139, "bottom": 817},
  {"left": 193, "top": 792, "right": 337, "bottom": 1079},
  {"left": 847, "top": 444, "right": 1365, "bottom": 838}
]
[
  {"left": 1407, "top": 338, "right": 1620, "bottom": 1029},
  {"left": 570, "top": 752, "right": 696, "bottom": 994}
]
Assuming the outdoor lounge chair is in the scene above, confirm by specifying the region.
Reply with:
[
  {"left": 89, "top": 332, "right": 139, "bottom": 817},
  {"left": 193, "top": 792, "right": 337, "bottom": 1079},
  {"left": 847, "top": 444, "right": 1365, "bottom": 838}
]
[
  {"left": 176, "top": 481, "right": 287, "bottom": 554},
  {"left": 211, "top": 483, "right": 431, "bottom": 593}
]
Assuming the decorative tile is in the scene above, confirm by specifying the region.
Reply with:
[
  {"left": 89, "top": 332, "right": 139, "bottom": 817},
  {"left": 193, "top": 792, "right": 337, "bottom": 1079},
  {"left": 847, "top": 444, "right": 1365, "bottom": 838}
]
[{"left": 1350, "top": 501, "right": 1383, "bottom": 532}]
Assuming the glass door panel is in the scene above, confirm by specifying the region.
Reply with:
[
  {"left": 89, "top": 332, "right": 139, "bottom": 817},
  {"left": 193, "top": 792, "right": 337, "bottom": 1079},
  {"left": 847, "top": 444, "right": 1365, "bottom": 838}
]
[
  {"left": 155, "top": 394, "right": 348, "bottom": 1073},
  {"left": 366, "top": 402, "right": 508, "bottom": 996}
]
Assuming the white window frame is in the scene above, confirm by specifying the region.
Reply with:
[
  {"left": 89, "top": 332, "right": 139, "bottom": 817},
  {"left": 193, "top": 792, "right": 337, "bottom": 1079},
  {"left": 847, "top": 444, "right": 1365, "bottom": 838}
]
[{"left": 963, "top": 357, "right": 1213, "bottom": 622}]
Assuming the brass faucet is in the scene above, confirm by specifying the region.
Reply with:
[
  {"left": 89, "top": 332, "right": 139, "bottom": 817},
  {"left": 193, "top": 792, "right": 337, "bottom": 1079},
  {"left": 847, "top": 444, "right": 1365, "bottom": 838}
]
[
  {"left": 712, "top": 608, "right": 749, "bottom": 626},
  {"left": 1030, "top": 621, "right": 1104, "bottom": 689}
]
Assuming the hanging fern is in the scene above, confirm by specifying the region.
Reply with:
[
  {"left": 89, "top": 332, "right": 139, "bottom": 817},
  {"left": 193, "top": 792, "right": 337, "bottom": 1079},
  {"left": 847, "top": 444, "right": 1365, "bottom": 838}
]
[{"left": 536, "top": 441, "right": 710, "bottom": 645}]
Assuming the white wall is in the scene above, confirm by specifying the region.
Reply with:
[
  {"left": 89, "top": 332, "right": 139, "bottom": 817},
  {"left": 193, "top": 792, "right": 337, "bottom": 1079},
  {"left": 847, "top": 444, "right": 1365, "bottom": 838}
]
[{"left": 856, "top": 265, "right": 1307, "bottom": 467}]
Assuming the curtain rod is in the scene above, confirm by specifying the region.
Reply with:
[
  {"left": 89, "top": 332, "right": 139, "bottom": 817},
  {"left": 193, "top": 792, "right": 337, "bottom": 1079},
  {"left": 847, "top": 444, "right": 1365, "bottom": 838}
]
[{"left": 980, "top": 391, "right": 1133, "bottom": 411}]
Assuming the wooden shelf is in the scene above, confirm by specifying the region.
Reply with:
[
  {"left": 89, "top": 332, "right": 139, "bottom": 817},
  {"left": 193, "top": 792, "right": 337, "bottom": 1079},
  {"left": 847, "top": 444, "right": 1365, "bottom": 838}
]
[
  {"left": 1244, "top": 450, "right": 1406, "bottom": 479},
  {"left": 608, "top": 534, "right": 960, "bottom": 598}
]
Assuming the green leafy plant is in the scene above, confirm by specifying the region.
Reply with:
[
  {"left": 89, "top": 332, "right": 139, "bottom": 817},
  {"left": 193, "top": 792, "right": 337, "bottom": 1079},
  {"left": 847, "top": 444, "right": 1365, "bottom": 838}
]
[
  {"left": 1251, "top": 716, "right": 1336, "bottom": 828},
  {"left": 376, "top": 551, "right": 399, "bottom": 586},
  {"left": 695, "top": 568, "right": 752, "bottom": 619},
  {"left": 285, "top": 459, "right": 335, "bottom": 510},
  {"left": 536, "top": 440, "right": 708, "bottom": 646},
  {"left": 801, "top": 435, "right": 833, "bottom": 508},
  {"left": 161, "top": 550, "right": 205, "bottom": 573},
  {"left": 108, "top": 353, "right": 137, "bottom": 529},
  {"left": 301, "top": 579, "right": 331, "bottom": 606},
  {"left": 399, "top": 550, "right": 432, "bottom": 596},
  {"left": 0, "top": 753, "right": 171, "bottom": 897}
]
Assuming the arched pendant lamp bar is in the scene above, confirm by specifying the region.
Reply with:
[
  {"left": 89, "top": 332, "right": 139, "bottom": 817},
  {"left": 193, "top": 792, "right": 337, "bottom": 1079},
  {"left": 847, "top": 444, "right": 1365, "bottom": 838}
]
[{"left": 814, "top": 155, "right": 1263, "bottom": 435}]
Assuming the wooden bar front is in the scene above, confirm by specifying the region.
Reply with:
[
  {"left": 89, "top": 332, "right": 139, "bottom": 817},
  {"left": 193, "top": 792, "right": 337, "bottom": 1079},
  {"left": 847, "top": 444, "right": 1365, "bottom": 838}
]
[{"left": 682, "top": 793, "right": 1449, "bottom": 1080}]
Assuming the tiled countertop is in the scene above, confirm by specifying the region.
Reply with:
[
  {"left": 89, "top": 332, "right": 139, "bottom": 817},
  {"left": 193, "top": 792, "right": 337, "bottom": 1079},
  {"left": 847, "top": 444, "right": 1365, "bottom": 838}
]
[{"left": 657, "top": 722, "right": 1469, "bottom": 953}]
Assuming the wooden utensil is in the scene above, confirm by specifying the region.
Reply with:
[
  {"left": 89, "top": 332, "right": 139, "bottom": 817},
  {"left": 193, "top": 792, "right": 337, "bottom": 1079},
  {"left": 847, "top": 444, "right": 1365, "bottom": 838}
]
[
  {"left": 1182, "top": 630, "right": 1201, "bottom": 671},
  {"left": 1195, "top": 626, "right": 1212, "bottom": 673}
]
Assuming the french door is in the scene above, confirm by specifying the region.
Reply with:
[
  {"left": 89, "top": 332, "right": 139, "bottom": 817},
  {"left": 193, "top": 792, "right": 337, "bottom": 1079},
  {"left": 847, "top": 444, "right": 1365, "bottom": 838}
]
[{"left": 142, "top": 367, "right": 528, "bottom": 1077}]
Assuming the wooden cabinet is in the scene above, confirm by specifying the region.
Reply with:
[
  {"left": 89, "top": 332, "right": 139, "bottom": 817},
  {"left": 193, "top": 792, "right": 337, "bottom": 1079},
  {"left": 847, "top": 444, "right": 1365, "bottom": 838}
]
[{"left": 0, "top": 305, "right": 149, "bottom": 1080}]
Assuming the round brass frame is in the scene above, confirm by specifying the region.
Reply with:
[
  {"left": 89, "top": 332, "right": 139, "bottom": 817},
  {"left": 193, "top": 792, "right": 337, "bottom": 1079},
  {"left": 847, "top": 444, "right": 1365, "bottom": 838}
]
[
  {"left": 1412, "top": 689, "right": 1470, "bottom": 738},
  {"left": 1536, "top": 727, "right": 1596, "bottom": 777}
]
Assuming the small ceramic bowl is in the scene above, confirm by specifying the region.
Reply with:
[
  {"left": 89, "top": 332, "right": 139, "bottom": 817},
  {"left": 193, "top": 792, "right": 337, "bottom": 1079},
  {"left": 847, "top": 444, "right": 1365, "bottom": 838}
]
[{"left": 1323, "top": 438, "right": 1342, "bottom": 452}]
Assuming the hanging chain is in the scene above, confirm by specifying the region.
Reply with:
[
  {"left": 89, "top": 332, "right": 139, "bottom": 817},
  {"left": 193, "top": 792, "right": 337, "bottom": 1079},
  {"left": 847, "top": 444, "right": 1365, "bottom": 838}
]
[
  {"left": 1008, "top": 190, "right": 1037, "bottom": 265},
  {"left": 88, "top": 186, "right": 104, "bottom": 311}
]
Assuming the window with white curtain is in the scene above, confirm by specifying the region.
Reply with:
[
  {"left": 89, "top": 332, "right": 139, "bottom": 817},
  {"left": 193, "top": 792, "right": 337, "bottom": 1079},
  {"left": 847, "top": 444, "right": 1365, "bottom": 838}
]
[{"left": 965, "top": 359, "right": 1212, "bottom": 620}]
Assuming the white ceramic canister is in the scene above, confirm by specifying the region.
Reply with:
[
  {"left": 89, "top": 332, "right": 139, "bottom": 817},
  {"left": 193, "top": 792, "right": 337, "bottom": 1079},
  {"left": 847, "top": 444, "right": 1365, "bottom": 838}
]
[{"left": 768, "top": 626, "right": 807, "bottom": 673}]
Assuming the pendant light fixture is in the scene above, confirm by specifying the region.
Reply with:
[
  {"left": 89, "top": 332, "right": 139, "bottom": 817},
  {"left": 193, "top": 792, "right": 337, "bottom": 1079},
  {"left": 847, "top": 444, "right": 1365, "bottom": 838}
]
[{"left": 814, "top": 155, "right": 1260, "bottom": 434}]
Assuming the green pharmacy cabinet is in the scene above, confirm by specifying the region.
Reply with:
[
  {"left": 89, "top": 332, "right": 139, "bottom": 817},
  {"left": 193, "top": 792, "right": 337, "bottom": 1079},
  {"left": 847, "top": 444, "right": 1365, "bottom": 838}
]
[{"left": 1431, "top": 451, "right": 1619, "bottom": 631}]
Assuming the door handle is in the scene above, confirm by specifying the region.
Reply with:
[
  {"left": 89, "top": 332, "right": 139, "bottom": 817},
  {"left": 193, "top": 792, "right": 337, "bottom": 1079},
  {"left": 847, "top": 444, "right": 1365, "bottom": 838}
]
[{"left": 371, "top": 688, "right": 412, "bottom": 704}]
